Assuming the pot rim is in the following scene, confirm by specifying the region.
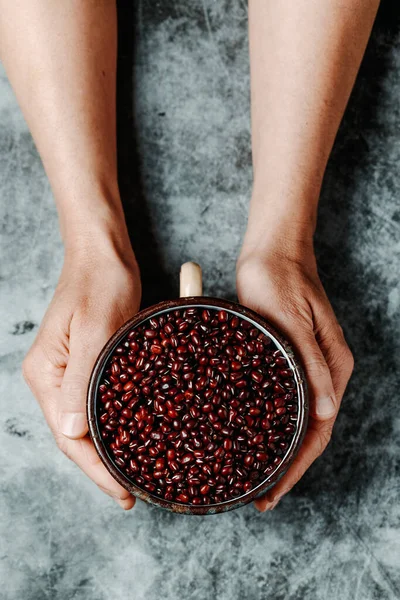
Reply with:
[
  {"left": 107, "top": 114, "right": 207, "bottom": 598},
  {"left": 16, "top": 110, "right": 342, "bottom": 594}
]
[{"left": 87, "top": 296, "right": 309, "bottom": 515}]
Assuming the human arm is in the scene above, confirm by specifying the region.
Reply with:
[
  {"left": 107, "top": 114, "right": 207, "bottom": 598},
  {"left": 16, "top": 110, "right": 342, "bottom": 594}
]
[
  {"left": 0, "top": 0, "right": 140, "bottom": 508},
  {"left": 239, "top": 0, "right": 379, "bottom": 510}
]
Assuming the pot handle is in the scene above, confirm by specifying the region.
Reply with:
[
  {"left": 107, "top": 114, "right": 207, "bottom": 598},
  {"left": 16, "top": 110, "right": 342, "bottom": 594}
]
[{"left": 180, "top": 262, "right": 203, "bottom": 297}]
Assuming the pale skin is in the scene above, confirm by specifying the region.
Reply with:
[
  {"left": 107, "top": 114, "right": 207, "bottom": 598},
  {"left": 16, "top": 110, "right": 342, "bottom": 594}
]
[{"left": 0, "top": 0, "right": 379, "bottom": 511}]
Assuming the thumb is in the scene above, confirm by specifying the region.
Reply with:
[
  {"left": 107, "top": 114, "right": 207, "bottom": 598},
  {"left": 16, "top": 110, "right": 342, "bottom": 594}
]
[
  {"left": 59, "top": 322, "right": 110, "bottom": 440},
  {"left": 298, "top": 329, "right": 337, "bottom": 421},
  {"left": 255, "top": 301, "right": 338, "bottom": 422},
  {"left": 264, "top": 304, "right": 338, "bottom": 421}
]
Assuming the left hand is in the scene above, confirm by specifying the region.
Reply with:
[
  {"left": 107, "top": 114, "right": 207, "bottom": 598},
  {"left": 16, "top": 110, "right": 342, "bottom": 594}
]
[
  {"left": 236, "top": 246, "right": 354, "bottom": 511},
  {"left": 23, "top": 238, "right": 141, "bottom": 510}
]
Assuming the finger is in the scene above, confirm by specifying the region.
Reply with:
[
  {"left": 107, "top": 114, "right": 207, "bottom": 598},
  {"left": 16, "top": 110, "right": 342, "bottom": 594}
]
[
  {"left": 245, "top": 299, "right": 339, "bottom": 421},
  {"left": 59, "top": 435, "right": 136, "bottom": 510},
  {"left": 253, "top": 324, "right": 338, "bottom": 511},
  {"left": 32, "top": 374, "right": 135, "bottom": 509},
  {"left": 298, "top": 329, "right": 339, "bottom": 421},
  {"left": 23, "top": 336, "right": 66, "bottom": 400},
  {"left": 254, "top": 418, "right": 332, "bottom": 511},
  {"left": 59, "top": 318, "right": 114, "bottom": 440},
  {"left": 25, "top": 360, "right": 134, "bottom": 509},
  {"left": 314, "top": 310, "right": 354, "bottom": 403}
]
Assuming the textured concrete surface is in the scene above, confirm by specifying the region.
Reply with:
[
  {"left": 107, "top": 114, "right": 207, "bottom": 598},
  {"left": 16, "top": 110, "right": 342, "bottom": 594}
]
[{"left": 1, "top": 1, "right": 400, "bottom": 599}]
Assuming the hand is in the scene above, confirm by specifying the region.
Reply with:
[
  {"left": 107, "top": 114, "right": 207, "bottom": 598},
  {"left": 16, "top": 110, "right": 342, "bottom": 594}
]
[
  {"left": 237, "top": 245, "right": 353, "bottom": 511},
  {"left": 23, "top": 238, "right": 141, "bottom": 509}
]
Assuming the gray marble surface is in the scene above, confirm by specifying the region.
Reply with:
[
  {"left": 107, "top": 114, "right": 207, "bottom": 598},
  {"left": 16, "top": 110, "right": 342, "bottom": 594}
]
[{"left": 1, "top": 2, "right": 400, "bottom": 599}]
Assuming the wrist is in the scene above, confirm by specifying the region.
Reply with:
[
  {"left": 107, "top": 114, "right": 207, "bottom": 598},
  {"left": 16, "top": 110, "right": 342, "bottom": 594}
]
[
  {"left": 61, "top": 196, "right": 137, "bottom": 274},
  {"left": 57, "top": 177, "right": 125, "bottom": 243},
  {"left": 240, "top": 190, "right": 317, "bottom": 265}
]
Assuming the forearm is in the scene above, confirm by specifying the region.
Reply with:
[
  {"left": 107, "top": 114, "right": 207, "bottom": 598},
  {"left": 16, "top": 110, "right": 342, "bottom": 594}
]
[
  {"left": 242, "top": 0, "right": 379, "bottom": 259},
  {"left": 0, "top": 0, "right": 128, "bottom": 255}
]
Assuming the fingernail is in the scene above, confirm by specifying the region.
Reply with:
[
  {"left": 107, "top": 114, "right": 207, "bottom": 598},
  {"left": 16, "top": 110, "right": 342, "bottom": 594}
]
[
  {"left": 316, "top": 395, "right": 336, "bottom": 418},
  {"left": 60, "top": 413, "right": 88, "bottom": 439}
]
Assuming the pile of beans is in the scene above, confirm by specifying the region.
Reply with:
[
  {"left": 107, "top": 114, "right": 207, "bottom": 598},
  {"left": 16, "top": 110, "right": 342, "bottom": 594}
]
[{"left": 97, "top": 307, "right": 298, "bottom": 505}]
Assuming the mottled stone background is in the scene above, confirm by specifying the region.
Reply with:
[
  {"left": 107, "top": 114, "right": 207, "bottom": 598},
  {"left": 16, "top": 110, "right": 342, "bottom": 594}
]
[{"left": 1, "top": 1, "right": 400, "bottom": 599}]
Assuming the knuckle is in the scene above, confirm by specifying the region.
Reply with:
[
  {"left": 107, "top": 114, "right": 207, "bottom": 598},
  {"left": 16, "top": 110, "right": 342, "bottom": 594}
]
[
  {"left": 286, "top": 462, "right": 306, "bottom": 490},
  {"left": 304, "top": 355, "right": 329, "bottom": 380},
  {"left": 55, "top": 434, "right": 72, "bottom": 460},
  {"left": 284, "top": 299, "right": 313, "bottom": 329},
  {"left": 21, "top": 357, "right": 31, "bottom": 385},
  {"left": 62, "top": 376, "right": 87, "bottom": 399},
  {"left": 97, "top": 484, "right": 113, "bottom": 498},
  {"left": 315, "top": 426, "right": 332, "bottom": 457},
  {"left": 332, "top": 339, "right": 354, "bottom": 375},
  {"left": 22, "top": 349, "right": 38, "bottom": 388},
  {"left": 280, "top": 484, "right": 295, "bottom": 499},
  {"left": 344, "top": 346, "right": 355, "bottom": 372},
  {"left": 98, "top": 484, "right": 129, "bottom": 503}
]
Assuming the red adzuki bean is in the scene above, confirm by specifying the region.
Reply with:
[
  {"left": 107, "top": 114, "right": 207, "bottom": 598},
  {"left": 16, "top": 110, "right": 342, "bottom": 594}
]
[{"left": 96, "top": 307, "right": 299, "bottom": 505}]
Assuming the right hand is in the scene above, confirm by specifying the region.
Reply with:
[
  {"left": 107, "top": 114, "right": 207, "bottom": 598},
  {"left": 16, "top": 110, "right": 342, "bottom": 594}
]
[
  {"left": 23, "top": 240, "right": 141, "bottom": 509},
  {"left": 237, "top": 246, "right": 354, "bottom": 510}
]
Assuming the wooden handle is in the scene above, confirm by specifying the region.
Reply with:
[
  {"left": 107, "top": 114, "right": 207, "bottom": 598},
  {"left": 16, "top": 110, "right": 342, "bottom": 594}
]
[{"left": 180, "top": 262, "right": 203, "bottom": 297}]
